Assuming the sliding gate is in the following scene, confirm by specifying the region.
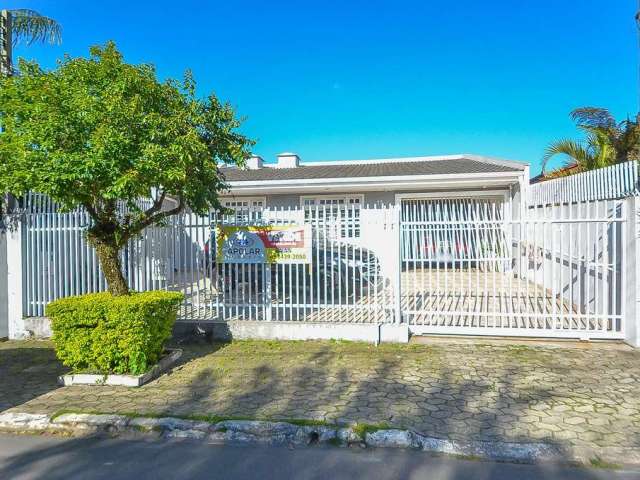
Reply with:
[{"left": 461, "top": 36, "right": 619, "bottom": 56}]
[{"left": 400, "top": 196, "right": 626, "bottom": 339}]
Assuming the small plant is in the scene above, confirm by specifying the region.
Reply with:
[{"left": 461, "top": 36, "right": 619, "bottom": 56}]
[
  {"left": 47, "top": 291, "right": 183, "bottom": 375},
  {"left": 280, "top": 418, "right": 333, "bottom": 428},
  {"left": 589, "top": 455, "right": 621, "bottom": 470},
  {"left": 352, "top": 422, "right": 391, "bottom": 438}
]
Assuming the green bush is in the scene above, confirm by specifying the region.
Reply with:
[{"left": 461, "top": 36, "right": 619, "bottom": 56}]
[{"left": 47, "top": 290, "right": 184, "bottom": 375}]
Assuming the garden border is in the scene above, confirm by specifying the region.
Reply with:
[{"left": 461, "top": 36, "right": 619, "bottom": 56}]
[{"left": 57, "top": 348, "right": 182, "bottom": 387}]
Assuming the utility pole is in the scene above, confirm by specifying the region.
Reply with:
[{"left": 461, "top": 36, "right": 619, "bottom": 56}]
[
  {"left": 0, "top": 10, "right": 12, "bottom": 222},
  {"left": 0, "top": 9, "right": 12, "bottom": 77},
  {"left": 637, "top": 1, "right": 640, "bottom": 114},
  {"left": 0, "top": 10, "right": 9, "bottom": 340}
]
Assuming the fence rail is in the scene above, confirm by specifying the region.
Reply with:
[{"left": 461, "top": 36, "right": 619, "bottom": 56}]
[
  {"left": 528, "top": 161, "right": 639, "bottom": 207},
  {"left": 20, "top": 199, "right": 628, "bottom": 339}
]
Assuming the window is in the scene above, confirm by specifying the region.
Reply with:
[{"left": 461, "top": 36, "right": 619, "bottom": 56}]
[
  {"left": 301, "top": 195, "right": 363, "bottom": 239},
  {"left": 222, "top": 197, "right": 266, "bottom": 223}
]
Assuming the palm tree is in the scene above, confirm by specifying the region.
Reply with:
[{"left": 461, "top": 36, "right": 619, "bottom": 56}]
[
  {"left": 542, "top": 107, "right": 640, "bottom": 176},
  {"left": 0, "top": 10, "right": 61, "bottom": 219},
  {"left": 0, "top": 9, "right": 61, "bottom": 76}
]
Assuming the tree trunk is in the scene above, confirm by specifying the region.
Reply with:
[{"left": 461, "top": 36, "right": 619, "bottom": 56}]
[{"left": 92, "top": 239, "right": 129, "bottom": 296}]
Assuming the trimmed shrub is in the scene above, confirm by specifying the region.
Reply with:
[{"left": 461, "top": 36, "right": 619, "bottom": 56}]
[{"left": 47, "top": 290, "right": 184, "bottom": 375}]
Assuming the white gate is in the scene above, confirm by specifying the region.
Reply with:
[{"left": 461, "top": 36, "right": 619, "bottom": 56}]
[
  {"left": 21, "top": 204, "right": 396, "bottom": 325},
  {"left": 401, "top": 197, "right": 626, "bottom": 339},
  {"left": 18, "top": 195, "right": 627, "bottom": 340}
]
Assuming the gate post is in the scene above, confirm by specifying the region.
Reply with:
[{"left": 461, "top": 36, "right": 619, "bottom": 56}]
[
  {"left": 0, "top": 230, "right": 7, "bottom": 339},
  {"left": 6, "top": 219, "right": 25, "bottom": 339},
  {"left": 264, "top": 264, "right": 272, "bottom": 321},
  {"left": 624, "top": 196, "right": 640, "bottom": 347},
  {"left": 394, "top": 205, "right": 402, "bottom": 325}
]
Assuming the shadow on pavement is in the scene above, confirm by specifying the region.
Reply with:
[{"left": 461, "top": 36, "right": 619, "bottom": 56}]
[{"left": 0, "top": 343, "right": 68, "bottom": 413}]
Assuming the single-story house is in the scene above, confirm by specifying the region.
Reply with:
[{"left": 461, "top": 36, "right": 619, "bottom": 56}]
[{"left": 218, "top": 152, "right": 529, "bottom": 217}]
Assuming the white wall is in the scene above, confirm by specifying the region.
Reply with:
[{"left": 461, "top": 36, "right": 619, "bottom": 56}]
[
  {"left": 262, "top": 186, "right": 516, "bottom": 209},
  {"left": 0, "top": 231, "right": 7, "bottom": 338}
]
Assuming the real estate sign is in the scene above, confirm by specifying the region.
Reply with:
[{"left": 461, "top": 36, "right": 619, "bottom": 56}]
[{"left": 217, "top": 225, "right": 312, "bottom": 264}]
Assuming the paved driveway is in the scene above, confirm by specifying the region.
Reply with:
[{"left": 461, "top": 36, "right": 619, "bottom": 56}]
[{"left": 1, "top": 338, "right": 639, "bottom": 453}]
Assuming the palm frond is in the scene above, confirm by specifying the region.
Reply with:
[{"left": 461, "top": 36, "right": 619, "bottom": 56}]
[
  {"left": 570, "top": 107, "right": 616, "bottom": 130},
  {"left": 10, "top": 9, "right": 61, "bottom": 46},
  {"left": 542, "top": 139, "right": 592, "bottom": 173},
  {"left": 585, "top": 132, "right": 615, "bottom": 170},
  {"left": 616, "top": 117, "right": 640, "bottom": 162}
]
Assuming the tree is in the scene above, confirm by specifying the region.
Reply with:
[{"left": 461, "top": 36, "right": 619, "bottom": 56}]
[
  {"left": 1, "top": 9, "right": 61, "bottom": 76},
  {"left": 542, "top": 107, "right": 640, "bottom": 176},
  {"left": 0, "top": 42, "right": 253, "bottom": 295},
  {"left": 1, "top": 9, "right": 61, "bottom": 221}
]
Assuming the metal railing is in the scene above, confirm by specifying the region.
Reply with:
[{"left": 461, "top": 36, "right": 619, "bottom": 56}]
[
  {"left": 20, "top": 201, "right": 628, "bottom": 339},
  {"left": 401, "top": 199, "right": 625, "bottom": 339},
  {"left": 528, "top": 161, "right": 640, "bottom": 207}
]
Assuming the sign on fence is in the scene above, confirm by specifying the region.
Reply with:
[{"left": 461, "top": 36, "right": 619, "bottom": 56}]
[{"left": 217, "top": 225, "right": 312, "bottom": 264}]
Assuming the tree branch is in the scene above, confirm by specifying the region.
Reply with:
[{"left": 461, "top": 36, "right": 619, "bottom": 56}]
[
  {"left": 82, "top": 202, "right": 100, "bottom": 222},
  {"left": 124, "top": 195, "right": 184, "bottom": 242},
  {"left": 142, "top": 189, "right": 166, "bottom": 218}
]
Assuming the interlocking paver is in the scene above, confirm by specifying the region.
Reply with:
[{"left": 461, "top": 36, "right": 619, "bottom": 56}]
[{"left": 2, "top": 338, "right": 640, "bottom": 451}]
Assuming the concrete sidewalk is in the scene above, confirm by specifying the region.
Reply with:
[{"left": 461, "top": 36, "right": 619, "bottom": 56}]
[{"left": 2, "top": 338, "right": 639, "bottom": 460}]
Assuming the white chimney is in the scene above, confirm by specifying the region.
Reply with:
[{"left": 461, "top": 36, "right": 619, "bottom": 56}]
[
  {"left": 246, "top": 155, "right": 264, "bottom": 170},
  {"left": 276, "top": 152, "right": 300, "bottom": 169}
]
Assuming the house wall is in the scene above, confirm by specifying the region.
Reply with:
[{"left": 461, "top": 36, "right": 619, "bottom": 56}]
[
  {"left": 0, "top": 231, "right": 7, "bottom": 338},
  {"left": 236, "top": 185, "right": 520, "bottom": 211}
]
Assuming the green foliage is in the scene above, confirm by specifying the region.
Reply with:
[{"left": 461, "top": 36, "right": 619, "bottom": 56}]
[
  {"left": 0, "top": 41, "right": 251, "bottom": 216},
  {"left": 352, "top": 422, "right": 390, "bottom": 438},
  {"left": 47, "top": 290, "right": 184, "bottom": 375},
  {"left": 0, "top": 42, "right": 252, "bottom": 294},
  {"left": 589, "top": 455, "right": 621, "bottom": 470},
  {"left": 543, "top": 107, "right": 640, "bottom": 176}
]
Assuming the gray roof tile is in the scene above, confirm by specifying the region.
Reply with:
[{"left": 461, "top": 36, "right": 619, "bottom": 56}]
[{"left": 220, "top": 158, "right": 522, "bottom": 182}]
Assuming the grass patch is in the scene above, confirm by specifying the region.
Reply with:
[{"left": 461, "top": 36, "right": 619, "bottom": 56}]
[
  {"left": 179, "top": 413, "right": 251, "bottom": 424},
  {"left": 589, "top": 456, "right": 622, "bottom": 470},
  {"left": 505, "top": 345, "right": 536, "bottom": 355},
  {"left": 50, "top": 409, "right": 103, "bottom": 421},
  {"left": 352, "top": 422, "right": 391, "bottom": 438},
  {"left": 51, "top": 409, "right": 341, "bottom": 430},
  {"left": 212, "top": 339, "right": 435, "bottom": 357},
  {"left": 278, "top": 418, "right": 335, "bottom": 428}
]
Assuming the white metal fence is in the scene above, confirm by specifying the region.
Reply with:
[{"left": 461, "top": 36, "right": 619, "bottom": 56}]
[
  {"left": 20, "top": 197, "right": 628, "bottom": 339},
  {"left": 401, "top": 198, "right": 625, "bottom": 338},
  {"left": 528, "top": 161, "right": 640, "bottom": 206},
  {"left": 22, "top": 205, "right": 396, "bottom": 324}
]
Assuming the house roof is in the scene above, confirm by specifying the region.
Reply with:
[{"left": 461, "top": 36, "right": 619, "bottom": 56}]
[
  {"left": 530, "top": 164, "right": 580, "bottom": 184},
  {"left": 220, "top": 155, "right": 525, "bottom": 183}
]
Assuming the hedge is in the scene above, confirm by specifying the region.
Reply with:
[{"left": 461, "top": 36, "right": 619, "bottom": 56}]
[{"left": 47, "top": 290, "right": 184, "bottom": 375}]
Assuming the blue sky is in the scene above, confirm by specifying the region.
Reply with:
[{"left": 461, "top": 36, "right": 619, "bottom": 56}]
[{"left": 5, "top": 1, "right": 638, "bottom": 174}]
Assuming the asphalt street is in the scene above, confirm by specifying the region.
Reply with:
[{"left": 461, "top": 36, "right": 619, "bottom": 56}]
[{"left": 1, "top": 433, "right": 639, "bottom": 480}]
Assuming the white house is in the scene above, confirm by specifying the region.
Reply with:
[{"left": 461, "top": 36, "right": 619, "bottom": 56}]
[
  {"left": 218, "top": 152, "right": 529, "bottom": 217},
  {"left": 7, "top": 153, "right": 637, "bottom": 347}
]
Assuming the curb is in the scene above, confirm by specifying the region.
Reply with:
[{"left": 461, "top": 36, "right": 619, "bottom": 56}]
[{"left": 0, "top": 411, "right": 637, "bottom": 467}]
